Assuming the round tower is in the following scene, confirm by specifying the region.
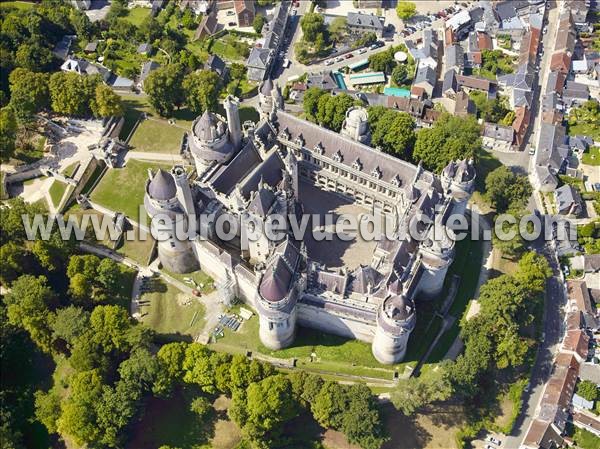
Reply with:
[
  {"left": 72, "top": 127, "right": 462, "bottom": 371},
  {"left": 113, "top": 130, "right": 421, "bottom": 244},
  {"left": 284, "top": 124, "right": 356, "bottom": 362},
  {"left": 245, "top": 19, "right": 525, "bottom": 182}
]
[
  {"left": 188, "top": 110, "right": 236, "bottom": 175},
  {"left": 440, "top": 158, "right": 476, "bottom": 216},
  {"left": 258, "top": 78, "right": 274, "bottom": 116},
  {"left": 254, "top": 240, "right": 300, "bottom": 350},
  {"left": 372, "top": 294, "right": 416, "bottom": 364},
  {"left": 144, "top": 169, "right": 198, "bottom": 273},
  {"left": 223, "top": 95, "right": 242, "bottom": 151},
  {"left": 417, "top": 232, "right": 455, "bottom": 299},
  {"left": 341, "top": 106, "right": 371, "bottom": 144}
]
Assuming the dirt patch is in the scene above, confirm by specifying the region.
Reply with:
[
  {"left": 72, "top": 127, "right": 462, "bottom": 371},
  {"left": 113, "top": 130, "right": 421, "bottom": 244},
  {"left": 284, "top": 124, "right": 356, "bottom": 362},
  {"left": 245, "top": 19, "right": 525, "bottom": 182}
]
[
  {"left": 213, "top": 394, "right": 231, "bottom": 412},
  {"left": 211, "top": 419, "right": 242, "bottom": 449},
  {"left": 323, "top": 429, "right": 361, "bottom": 449}
]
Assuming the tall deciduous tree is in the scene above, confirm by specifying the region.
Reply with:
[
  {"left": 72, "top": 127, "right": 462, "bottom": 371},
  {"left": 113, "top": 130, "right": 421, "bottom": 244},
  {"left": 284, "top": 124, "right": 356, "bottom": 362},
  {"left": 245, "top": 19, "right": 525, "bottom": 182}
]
[
  {"left": 3, "top": 275, "right": 56, "bottom": 353},
  {"left": 182, "top": 69, "right": 221, "bottom": 115},
  {"left": 93, "top": 84, "right": 123, "bottom": 118},
  {"left": 413, "top": 113, "right": 481, "bottom": 172},
  {"left": 0, "top": 106, "right": 18, "bottom": 161},
  {"left": 396, "top": 2, "right": 417, "bottom": 20},
  {"left": 8, "top": 68, "right": 49, "bottom": 119},
  {"left": 485, "top": 166, "right": 532, "bottom": 213},
  {"left": 144, "top": 64, "right": 185, "bottom": 117}
]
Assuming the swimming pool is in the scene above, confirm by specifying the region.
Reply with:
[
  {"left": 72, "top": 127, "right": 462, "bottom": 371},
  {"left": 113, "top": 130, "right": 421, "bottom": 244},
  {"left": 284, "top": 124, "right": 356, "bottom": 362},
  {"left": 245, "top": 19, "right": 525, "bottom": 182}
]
[{"left": 383, "top": 87, "right": 411, "bottom": 97}]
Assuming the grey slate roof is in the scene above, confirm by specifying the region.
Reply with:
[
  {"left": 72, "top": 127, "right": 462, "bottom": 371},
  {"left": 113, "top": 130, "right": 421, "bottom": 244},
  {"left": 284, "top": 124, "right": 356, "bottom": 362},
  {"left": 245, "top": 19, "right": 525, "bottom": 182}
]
[
  {"left": 414, "top": 65, "right": 436, "bottom": 87},
  {"left": 139, "top": 60, "right": 160, "bottom": 85},
  {"left": 259, "top": 238, "right": 300, "bottom": 303},
  {"left": 306, "top": 71, "right": 337, "bottom": 91},
  {"left": 442, "top": 69, "right": 457, "bottom": 94},
  {"left": 209, "top": 140, "right": 262, "bottom": 195},
  {"left": 347, "top": 12, "right": 384, "bottom": 31},
  {"left": 206, "top": 54, "right": 226, "bottom": 77},
  {"left": 555, "top": 184, "right": 582, "bottom": 215},
  {"left": 445, "top": 44, "right": 464, "bottom": 69},
  {"left": 148, "top": 169, "right": 177, "bottom": 201},
  {"left": 483, "top": 123, "right": 514, "bottom": 143},
  {"left": 274, "top": 110, "right": 419, "bottom": 187}
]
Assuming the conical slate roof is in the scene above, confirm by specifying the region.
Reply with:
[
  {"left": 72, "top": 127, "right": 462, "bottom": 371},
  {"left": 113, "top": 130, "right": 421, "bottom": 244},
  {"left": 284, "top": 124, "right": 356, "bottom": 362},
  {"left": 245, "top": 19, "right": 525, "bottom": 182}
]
[
  {"left": 383, "top": 294, "right": 414, "bottom": 321},
  {"left": 260, "top": 78, "right": 274, "bottom": 95},
  {"left": 148, "top": 169, "right": 177, "bottom": 201},
  {"left": 193, "top": 110, "right": 220, "bottom": 141}
]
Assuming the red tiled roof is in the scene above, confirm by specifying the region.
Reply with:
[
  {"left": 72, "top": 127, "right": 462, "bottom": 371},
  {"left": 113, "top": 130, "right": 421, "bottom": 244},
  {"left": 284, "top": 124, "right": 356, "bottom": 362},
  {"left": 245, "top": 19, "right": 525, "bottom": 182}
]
[
  {"left": 234, "top": 0, "right": 254, "bottom": 14},
  {"left": 445, "top": 27, "right": 455, "bottom": 46},
  {"left": 477, "top": 32, "right": 493, "bottom": 50},
  {"left": 550, "top": 52, "right": 572, "bottom": 73},
  {"left": 567, "top": 280, "right": 594, "bottom": 314},
  {"left": 562, "top": 329, "right": 590, "bottom": 359},
  {"left": 411, "top": 85, "right": 425, "bottom": 98}
]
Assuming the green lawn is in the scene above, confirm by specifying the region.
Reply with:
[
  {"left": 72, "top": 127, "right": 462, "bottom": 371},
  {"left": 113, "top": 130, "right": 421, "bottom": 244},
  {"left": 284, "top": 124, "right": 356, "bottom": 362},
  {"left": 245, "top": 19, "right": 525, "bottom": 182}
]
[
  {"left": 116, "top": 229, "right": 156, "bottom": 265},
  {"left": 0, "top": 1, "right": 34, "bottom": 10},
  {"left": 48, "top": 179, "right": 68, "bottom": 208},
  {"left": 0, "top": 172, "right": 6, "bottom": 200},
  {"left": 569, "top": 123, "right": 600, "bottom": 142},
  {"left": 61, "top": 162, "right": 80, "bottom": 178},
  {"left": 571, "top": 426, "right": 600, "bottom": 449},
  {"left": 128, "top": 118, "right": 186, "bottom": 154},
  {"left": 140, "top": 279, "right": 206, "bottom": 341},
  {"left": 90, "top": 160, "right": 171, "bottom": 220},
  {"left": 210, "top": 312, "right": 404, "bottom": 380},
  {"left": 581, "top": 145, "right": 600, "bottom": 166},
  {"left": 425, "top": 235, "right": 485, "bottom": 364},
  {"left": 163, "top": 269, "right": 215, "bottom": 294},
  {"left": 124, "top": 6, "right": 152, "bottom": 27}
]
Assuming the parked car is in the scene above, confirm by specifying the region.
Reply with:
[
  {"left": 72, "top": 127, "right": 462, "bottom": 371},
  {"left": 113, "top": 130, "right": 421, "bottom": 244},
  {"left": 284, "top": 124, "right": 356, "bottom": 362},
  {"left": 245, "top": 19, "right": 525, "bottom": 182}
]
[
  {"left": 335, "top": 56, "right": 344, "bottom": 62},
  {"left": 292, "top": 8, "right": 297, "bottom": 15},
  {"left": 358, "top": 48, "right": 367, "bottom": 54},
  {"left": 192, "top": 289, "right": 202, "bottom": 297},
  {"left": 325, "top": 59, "right": 334, "bottom": 65},
  {"left": 593, "top": 182, "right": 600, "bottom": 192},
  {"left": 486, "top": 436, "right": 501, "bottom": 446},
  {"left": 227, "top": 10, "right": 235, "bottom": 16},
  {"left": 345, "top": 53, "right": 353, "bottom": 59},
  {"left": 228, "top": 22, "right": 236, "bottom": 27},
  {"left": 282, "top": 58, "right": 291, "bottom": 68}
]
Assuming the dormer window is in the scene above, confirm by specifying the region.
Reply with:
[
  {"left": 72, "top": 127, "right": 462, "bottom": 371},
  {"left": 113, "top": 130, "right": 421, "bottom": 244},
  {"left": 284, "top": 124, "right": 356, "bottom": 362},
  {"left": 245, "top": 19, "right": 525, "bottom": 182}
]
[
  {"left": 279, "top": 129, "right": 290, "bottom": 140},
  {"left": 352, "top": 158, "right": 362, "bottom": 171},
  {"left": 333, "top": 150, "right": 343, "bottom": 163},
  {"left": 371, "top": 166, "right": 382, "bottom": 179},
  {"left": 314, "top": 142, "right": 324, "bottom": 154},
  {"left": 391, "top": 174, "right": 402, "bottom": 187},
  {"left": 294, "top": 134, "right": 305, "bottom": 146}
]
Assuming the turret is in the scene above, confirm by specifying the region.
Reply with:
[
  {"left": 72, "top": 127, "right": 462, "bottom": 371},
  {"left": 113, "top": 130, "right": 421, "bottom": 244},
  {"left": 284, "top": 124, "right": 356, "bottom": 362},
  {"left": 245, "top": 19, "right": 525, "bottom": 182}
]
[
  {"left": 255, "top": 239, "right": 301, "bottom": 349},
  {"left": 144, "top": 169, "right": 198, "bottom": 273},
  {"left": 188, "top": 110, "right": 236, "bottom": 175},
  {"left": 341, "top": 106, "right": 371, "bottom": 144},
  {"left": 417, "top": 227, "right": 455, "bottom": 299},
  {"left": 224, "top": 95, "right": 242, "bottom": 151},
  {"left": 440, "top": 158, "right": 476, "bottom": 216},
  {"left": 372, "top": 293, "right": 416, "bottom": 364}
]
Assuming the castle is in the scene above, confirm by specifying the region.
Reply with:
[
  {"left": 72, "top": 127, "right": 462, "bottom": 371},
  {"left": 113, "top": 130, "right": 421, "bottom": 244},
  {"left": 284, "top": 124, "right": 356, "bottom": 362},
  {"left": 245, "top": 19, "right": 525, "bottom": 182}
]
[{"left": 144, "top": 82, "right": 475, "bottom": 364}]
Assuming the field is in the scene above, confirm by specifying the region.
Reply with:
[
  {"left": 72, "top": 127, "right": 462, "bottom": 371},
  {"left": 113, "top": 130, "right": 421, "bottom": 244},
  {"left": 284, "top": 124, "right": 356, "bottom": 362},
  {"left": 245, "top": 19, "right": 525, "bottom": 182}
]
[
  {"left": 90, "top": 159, "right": 172, "bottom": 220},
  {"left": 116, "top": 228, "right": 155, "bottom": 265},
  {"left": 0, "top": 1, "right": 34, "bottom": 10},
  {"left": 48, "top": 179, "right": 68, "bottom": 208},
  {"left": 128, "top": 118, "right": 186, "bottom": 154},
  {"left": 139, "top": 279, "right": 206, "bottom": 342},
  {"left": 163, "top": 269, "right": 215, "bottom": 294},
  {"left": 123, "top": 6, "right": 152, "bottom": 27},
  {"left": 581, "top": 145, "right": 600, "bottom": 166}
]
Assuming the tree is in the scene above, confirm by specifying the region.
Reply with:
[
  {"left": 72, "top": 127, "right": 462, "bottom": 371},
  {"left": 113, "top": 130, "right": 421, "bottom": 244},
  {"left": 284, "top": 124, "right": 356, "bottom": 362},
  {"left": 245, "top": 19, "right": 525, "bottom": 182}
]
[
  {"left": 341, "top": 384, "right": 386, "bottom": 449},
  {"left": 253, "top": 14, "right": 267, "bottom": 34},
  {"left": 89, "top": 305, "right": 132, "bottom": 354},
  {"left": 515, "top": 252, "right": 551, "bottom": 294},
  {"left": 485, "top": 166, "right": 532, "bottom": 213},
  {"left": 315, "top": 92, "right": 355, "bottom": 131},
  {"left": 303, "top": 87, "right": 326, "bottom": 120},
  {"left": 396, "top": 2, "right": 417, "bottom": 20},
  {"left": 34, "top": 390, "right": 61, "bottom": 434},
  {"left": 183, "top": 343, "right": 219, "bottom": 393},
  {"left": 3, "top": 275, "right": 56, "bottom": 353},
  {"left": 391, "top": 64, "right": 409, "bottom": 86},
  {"left": 369, "top": 108, "right": 416, "bottom": 158},
  {"left": 368, "top": 48, "right": 396, "bottom": 73},
  {"left": 154, "top": 342, "right": 188, "bottom": 395},
  {"left": 311, "top": 381, "right": 348, "bottom": 429},
  {"left": 500, "top": 110, "right": 516, "bottom": 126},
  {"left": 8, "top": 68, "right": 49, "bottom": 119},
  {"left": 328, "top": 17, "right": 347, "bottom": 43},
  {"left": 183, "top": 69, "right": 221, "bottom": 115},
  {"left": 15, "top": 43, "right": 54, "bottom": 72},
  {"left": 93, "top": 84, "right": 123, "bottom": 118},
  {"left": 57, "top": 369, "right": 103, "bottom": 446},
  {"left": 181, "top": 7, "right": 197, "bottom": 29},
  {"left": 230, "top": 375, "right": 299, "bottom": 446},
  {"left": 391, "top": 362, "right": 454, "bottom": 415},
  {"left": 300, "top": 13, "right": 327, "bottom": 44},
  {"left": 52, "top": 306, "right": 90, "bottom": 348},
  {"left": 413, "top": 113, "right": 481, "bottom": 172},
  {"left": 48, "top": 72, "right": 100, "bottom": 116},
  {"left": 0, "top": 107, "right": 18, "bottom": 161},
  {"left": 576, "top": 380, "right": 599, "bottom": 402},
  {"left": 118, "top": 347, "right": 160, "bottom": 393},
  {"left": 493, "top": 215, "right": 526, "bottom": 259},
  {"left": 190, "top": 396, "right": 212, "bottom": 420},
  {"left": 568, "top": 99, "right": 600, "bottom": 126},
  {"left": 0, "top": 242, "right": 31, "bottom": 285},
  {"left": 144, "top": 64, "right": 186, "bottom": 117}
]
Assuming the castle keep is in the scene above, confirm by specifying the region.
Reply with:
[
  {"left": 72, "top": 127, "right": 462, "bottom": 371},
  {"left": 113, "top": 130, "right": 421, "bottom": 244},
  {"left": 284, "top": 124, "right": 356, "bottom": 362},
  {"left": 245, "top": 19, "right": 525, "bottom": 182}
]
[{"left": 144, "top": 83, "right": 475, "bottom": 364}]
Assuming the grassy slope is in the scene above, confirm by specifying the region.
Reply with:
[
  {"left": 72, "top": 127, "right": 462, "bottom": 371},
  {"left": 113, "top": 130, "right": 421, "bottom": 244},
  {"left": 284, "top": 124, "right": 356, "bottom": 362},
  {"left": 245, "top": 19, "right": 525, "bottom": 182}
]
[
  {"left": 90, "top": 159, "right": 171, "bottom": 219},
  {"left": 48, "top": 179, "right": 68, "bottom": 208}
]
